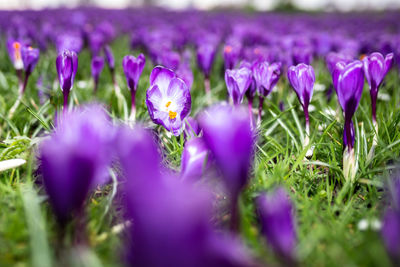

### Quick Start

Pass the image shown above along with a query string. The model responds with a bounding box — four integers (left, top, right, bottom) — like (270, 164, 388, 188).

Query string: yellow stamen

(359, 54, 366, 60)
(169, 110, 177, 120)
(165, 101, 171, 108)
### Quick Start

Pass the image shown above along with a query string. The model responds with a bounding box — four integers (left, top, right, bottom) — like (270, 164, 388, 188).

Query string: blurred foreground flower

(146, 66, 191, 136)
(39, 105, 114, 225)
(287, 63, 315, 155)
(122, 54, 146, 122)
(181, 137, 212, 181)
(332, 60, 364, 183)
(199, 104, 255, 230)
(56, 49, 78, 113)
(256, 188, 297, 263)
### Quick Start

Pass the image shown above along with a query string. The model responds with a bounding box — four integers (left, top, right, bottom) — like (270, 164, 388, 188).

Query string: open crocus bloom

(146, 66, 191, 136)
(7, 39, 24, 70)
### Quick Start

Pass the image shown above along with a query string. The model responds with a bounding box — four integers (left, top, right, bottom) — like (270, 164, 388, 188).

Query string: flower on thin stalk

(199, 104, 255, 230)
(20, 45, 40, 95)
(253, 61, 281, 125)
(332, 60, 364, 183)
(91, 56, 104, 92)
(225, 66, 252, 105)
(362, 52, 394, 127)
(39, 105, 114, 225)
(146, 66, 191, 136)
(56, 49, 78, 113)
(287, 63, 315, 154)
(6, 38, 24, 71)
(256, 188, 297, 262)
(122, 54, 146, 121)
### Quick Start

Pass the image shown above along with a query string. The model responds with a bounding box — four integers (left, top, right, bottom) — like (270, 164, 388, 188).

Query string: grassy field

(0, 36, 399, 267)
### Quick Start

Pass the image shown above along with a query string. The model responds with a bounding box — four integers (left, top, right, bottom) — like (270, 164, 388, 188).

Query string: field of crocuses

(1, 7, 400, 267)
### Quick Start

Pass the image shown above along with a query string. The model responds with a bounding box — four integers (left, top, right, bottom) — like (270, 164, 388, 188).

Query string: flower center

(13, 42, 21, 60)
(165, 101, 171, 108)
(169, 110, 177, 119)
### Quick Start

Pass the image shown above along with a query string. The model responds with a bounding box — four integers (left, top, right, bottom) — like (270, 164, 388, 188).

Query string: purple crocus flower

(223, 42, 241, 70)
(20, 45, 39, 94)
(181, 137, 211, 181)
(256, 188, 297, 261)
(225, 66, 252, 105)
(197, 42, 217, 96)
(287, 63, 315, 150)
(199, 104, 255, 230)
(122, 54, 146, 120)
(91, 56, 105, 92)
(176, 62, 194, 90)
(253, 61, 281, 124)
(362, 52, 394, 124)
(146, 66, 191, 136)
(332, 60, 364, 182)
(39, 105, 114, 224)
(56, 49, 78, 113)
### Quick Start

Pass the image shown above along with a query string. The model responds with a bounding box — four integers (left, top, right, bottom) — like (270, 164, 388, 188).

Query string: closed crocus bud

(332, 60, 364, 183)
(181, 137, 212, 181)
(39, 105, 114, 224)
(256, 188, 297, 262)
(122, 54, 146, 121)
(223, 41, 241, 70)
(199, 104, 255, 230)
(146, 66, 191, 136)
(253, 61, 281, 125)
(91, 56, 104, 92)
(288, 63, 315, 153)
(197, 42, 217, 97)
(56, 49, 78, 112)
(103, 45, 115, 71)
(363, 52, 394, 125)
(19, 45, 40, 95)
(225, 66, 252, 105)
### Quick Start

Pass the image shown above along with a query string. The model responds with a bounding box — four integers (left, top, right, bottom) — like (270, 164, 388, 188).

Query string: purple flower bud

(225, 67, 252, 105)
(332, 60, 364, 150)
(199, 104, 255, 208)
(21, 46, 39, 74)
(181, 137, 212, 181)
(287, 63, 315, 129)
(325, 52, 353, 75)
(122, 54, 146, 92)
(39, 105, 114, 224)
(91, 56, 105, 92)
(256, 188, 297, 260)
(223, 42, 241, 70)
(363, 52, 394, 122)
(146, 66, 192, 136)
(253, 61, 281, 97)
(56, 50, 78, 111)
(196, 43, 217, 78)
(103, 45, 115, 71)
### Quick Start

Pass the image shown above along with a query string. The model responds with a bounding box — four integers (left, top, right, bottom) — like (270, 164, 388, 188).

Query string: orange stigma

(13, 42, 21, 60)
(224, 45, 232, 53)
(359, 54, 366, 60)
(165, 101, 171, 108)
(168, 110, 177, 120)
